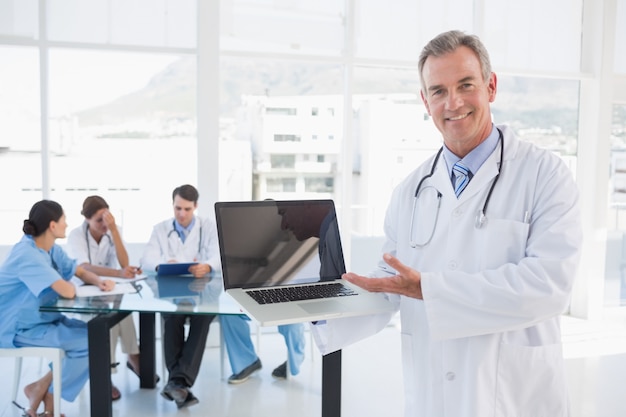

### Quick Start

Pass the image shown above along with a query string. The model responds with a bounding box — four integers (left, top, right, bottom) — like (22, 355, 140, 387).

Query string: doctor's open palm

(343, 253, 423, 299)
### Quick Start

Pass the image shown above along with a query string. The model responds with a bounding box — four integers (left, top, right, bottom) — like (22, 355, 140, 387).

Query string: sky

(1, 45, 179, 116)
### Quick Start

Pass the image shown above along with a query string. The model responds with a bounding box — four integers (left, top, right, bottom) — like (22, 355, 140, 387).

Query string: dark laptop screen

(214, 200, 346, 289)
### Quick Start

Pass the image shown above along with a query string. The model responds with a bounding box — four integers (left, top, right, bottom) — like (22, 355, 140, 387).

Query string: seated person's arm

(50, 278, 76, 299)
(75, 265, 115, 292)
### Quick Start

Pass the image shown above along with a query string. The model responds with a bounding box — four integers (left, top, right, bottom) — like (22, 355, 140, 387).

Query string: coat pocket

(495, 342, 567, 417)
(479, 218, 529, 269)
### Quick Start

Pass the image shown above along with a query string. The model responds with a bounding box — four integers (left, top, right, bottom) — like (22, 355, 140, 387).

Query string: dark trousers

(162, 313, 215, 387)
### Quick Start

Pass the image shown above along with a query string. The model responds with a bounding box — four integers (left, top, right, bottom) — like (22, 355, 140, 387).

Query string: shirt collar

(442, 124, 499, 179)
(174, 217, 196, 235)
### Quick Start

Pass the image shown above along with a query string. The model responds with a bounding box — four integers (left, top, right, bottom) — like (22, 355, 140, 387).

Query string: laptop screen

(215, 200, 346, 290)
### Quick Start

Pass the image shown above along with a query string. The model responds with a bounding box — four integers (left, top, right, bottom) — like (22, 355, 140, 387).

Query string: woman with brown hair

(66, 195, 151, 400)
(0, 200, 115, 417)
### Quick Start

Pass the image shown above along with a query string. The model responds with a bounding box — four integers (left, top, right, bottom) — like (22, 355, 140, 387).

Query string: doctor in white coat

(312, 30, 582, 417)
(66, 195, 145, 401)
(141, 184, 221, 409)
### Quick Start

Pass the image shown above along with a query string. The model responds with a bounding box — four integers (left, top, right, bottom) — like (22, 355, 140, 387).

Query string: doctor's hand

(102, 210, 117, 230)
(98, 279, 116, 292)
(343, 253, 423, 299)
(189, 263, 212, 278)
(119, 265, 141, 278)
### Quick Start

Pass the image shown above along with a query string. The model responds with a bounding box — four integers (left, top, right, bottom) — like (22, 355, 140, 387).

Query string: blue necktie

(453, 161, 471, 197)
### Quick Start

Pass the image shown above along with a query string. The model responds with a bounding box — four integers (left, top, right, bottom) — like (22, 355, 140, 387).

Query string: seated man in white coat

(311, 30, 582, 417)
(140, 184, 220, 409)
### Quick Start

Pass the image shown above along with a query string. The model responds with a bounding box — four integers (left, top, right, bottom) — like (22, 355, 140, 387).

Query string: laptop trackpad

(298, 300, 346, 314)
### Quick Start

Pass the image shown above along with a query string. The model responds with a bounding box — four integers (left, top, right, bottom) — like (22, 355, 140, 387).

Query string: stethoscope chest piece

(475, 210, 487, 229)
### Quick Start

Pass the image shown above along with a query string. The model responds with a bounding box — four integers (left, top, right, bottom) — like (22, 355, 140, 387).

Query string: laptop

(214, 199, 395, 326)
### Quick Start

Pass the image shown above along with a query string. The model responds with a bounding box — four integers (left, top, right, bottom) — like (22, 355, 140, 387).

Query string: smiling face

(420, 45, 497, 158)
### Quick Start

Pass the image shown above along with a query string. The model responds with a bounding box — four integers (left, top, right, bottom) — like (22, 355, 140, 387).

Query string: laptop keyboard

(247, 282, 358, 304)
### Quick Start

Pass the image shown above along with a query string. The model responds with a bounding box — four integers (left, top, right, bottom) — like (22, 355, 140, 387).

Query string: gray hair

(418, 30, 492, 89)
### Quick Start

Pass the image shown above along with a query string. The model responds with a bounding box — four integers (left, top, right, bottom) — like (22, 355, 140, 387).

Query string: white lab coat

(312, 125, 582, 417)
(66, 221, 121, 267)
(140, 216, 222, 273)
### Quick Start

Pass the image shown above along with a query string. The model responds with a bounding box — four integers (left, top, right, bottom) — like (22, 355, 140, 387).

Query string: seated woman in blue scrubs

(0, 200, 115, 417)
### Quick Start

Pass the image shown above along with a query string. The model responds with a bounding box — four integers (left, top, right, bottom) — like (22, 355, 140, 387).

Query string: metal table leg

(138, 312, 156, 388)
(321, 350, 342, 417)
(87, 312, 130, 417)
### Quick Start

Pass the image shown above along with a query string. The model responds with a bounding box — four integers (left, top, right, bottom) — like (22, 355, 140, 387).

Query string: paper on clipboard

(76, 282, 138, 297)
(99, 274, 148, 284)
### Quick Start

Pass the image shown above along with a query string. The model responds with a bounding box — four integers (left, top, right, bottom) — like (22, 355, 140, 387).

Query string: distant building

(237, 94, 342, 201)
(233, 94, 441, 235)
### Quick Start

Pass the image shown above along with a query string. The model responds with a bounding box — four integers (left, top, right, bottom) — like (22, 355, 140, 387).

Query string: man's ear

(488, 72, 497, 103)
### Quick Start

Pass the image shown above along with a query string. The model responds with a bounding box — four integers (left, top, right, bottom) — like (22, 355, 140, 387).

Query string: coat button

(448, 260, 458, 270)
(446, 372, 455, 381)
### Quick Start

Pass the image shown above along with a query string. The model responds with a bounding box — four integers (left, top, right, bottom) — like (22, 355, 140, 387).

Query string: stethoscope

(409, 128, 504, 248)
(85, 224, 112, 264)
(167, 220, 203, 255)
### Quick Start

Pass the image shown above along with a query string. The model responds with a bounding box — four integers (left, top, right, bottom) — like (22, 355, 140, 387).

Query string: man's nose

(445, 91, 463, 111)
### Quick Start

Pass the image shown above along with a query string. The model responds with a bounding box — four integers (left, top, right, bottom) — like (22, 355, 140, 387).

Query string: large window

(0, 45, 41, 244)
(0, 0, 198, 244)
(220, 56, 343, 203)
(0, 0, 622, 320)
(605, 0, 626, 307)
(0, 0, 591, 245)
(615, 0, 626, 73)
(220, 0, 344, 56)
(484, 0, 583, 73)
(46, 49, 195, 241)
(47, 0, 196, 48)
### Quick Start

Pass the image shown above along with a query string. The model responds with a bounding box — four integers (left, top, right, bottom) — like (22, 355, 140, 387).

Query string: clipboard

(156, 262, 198, 276)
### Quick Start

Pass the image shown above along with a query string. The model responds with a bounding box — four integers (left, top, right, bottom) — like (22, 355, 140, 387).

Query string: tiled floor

(2, 313, 626, 417)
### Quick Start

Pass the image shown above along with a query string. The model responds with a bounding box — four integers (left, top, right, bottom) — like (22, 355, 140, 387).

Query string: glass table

(40, 274, 342, 417)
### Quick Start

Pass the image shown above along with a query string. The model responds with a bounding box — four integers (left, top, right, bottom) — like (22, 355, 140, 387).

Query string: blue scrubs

(221, 315, 305, 376)
(0, 235, 90, 401)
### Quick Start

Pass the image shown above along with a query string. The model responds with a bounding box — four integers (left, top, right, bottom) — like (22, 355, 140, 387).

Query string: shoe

(11, 401, 53, 417)
(228, 358, 262, 384)
(176, 390, 199, 409)
(160, 380, 188, 404)
(12, 401, 35, 417)
(111, 383, 122, 401)
(272, 361, 287, 379)
(127, 360, 160, 383)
